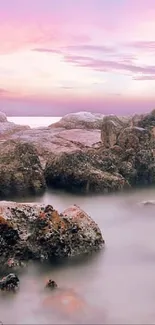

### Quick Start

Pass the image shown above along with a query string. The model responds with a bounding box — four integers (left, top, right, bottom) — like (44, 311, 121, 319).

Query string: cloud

(63, 44, 115, 53)
(124, 41, 155, 51)
(63, 54, 155, 76)
(32, 48, 63, 54)
(32, 44, 115, 57)
(133, 75, 155, 80)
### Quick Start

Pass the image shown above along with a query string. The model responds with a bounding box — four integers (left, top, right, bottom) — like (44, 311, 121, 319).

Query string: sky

(0, 0, 155, 116)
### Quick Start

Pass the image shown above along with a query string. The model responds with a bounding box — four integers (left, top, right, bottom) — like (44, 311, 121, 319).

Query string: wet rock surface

(0, 202, 104, 266)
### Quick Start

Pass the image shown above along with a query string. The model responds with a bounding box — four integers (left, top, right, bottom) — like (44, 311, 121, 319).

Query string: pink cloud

(133, 75, 155, 80)
(124, 41, 155, 51)
(63, 54, 155, 77)
(1, 0, 155, 54)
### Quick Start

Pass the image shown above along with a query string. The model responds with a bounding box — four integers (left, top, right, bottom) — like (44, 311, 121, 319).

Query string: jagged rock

(119, 161, 137, 185)
(101, 115, 130, 148)
(137, 109, 155, 129)
(49, 112, 105, 129)
(0, 140, 46, 197)
(0, 201, 104, 266)
(117, 126, 151, 150)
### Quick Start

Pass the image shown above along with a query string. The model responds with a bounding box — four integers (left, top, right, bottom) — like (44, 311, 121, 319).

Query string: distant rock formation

(0, 112, 30, 138)
(49, 111, 105, 129)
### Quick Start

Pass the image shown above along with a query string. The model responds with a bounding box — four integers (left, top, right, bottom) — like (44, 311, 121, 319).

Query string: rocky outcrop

(0, 202, 104, 267)
(49, 112, 105, 129)
(0, 113, 30, 138)
(0, 141, 46, 197)
(101, 115, 132, 147)
(136, 109, 155, 129)
(117, 126, 151, 150)
(45, 150, 129, 193)
(1, 109, 155, 195)
(0, 111, 7, 122)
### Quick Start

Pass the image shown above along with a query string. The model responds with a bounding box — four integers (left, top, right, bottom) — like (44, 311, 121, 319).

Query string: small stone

(46, 279, 58, 290)
(0, 273, 19, 292)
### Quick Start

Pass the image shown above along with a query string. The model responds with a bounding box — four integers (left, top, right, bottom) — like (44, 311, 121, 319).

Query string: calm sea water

(7, 116, 61, 128)
(0, 117, 155, 324)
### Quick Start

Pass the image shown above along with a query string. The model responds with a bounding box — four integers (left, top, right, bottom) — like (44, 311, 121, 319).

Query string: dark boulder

(0, 141, 46, 197)
(0, 273, 19, 291)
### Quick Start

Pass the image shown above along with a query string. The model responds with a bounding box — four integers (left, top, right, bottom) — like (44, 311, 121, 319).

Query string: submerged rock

(0, 201, 104, 266)
(139, 200, 155, 206)
(0, 273, 19, 291)
(46, 279, 58, 290)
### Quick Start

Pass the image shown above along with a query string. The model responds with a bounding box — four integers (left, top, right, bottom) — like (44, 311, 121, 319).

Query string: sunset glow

(0, 0, 155, 115)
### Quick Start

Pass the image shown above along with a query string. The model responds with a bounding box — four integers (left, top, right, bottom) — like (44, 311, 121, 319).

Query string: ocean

(0, 117, 155, 324)
(7, 116, 61, 128)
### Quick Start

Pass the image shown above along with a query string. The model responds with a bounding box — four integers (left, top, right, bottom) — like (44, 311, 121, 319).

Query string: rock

(117, 126, 151, 150)
(7, 127, 101, 169)
(46, 279, 58, 290)
(101, 115, 131, 148)
(0, 201, 104, 265)
(0, 140, 46, 197)
(137, 109, 155, 129)
(1, 110, 155, 195)
(6, 258, 26, 270)
(140, 200, 155, 205)
(119, 161, 137, 185)
(49, 112, 105, 129)
(0, 111, 7, 123)
(0, 117, 30, 138)
(45, 150, 128, 193)
(0, 273, 19, 291)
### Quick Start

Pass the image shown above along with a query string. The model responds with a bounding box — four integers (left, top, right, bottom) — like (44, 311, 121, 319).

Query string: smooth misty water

(0, 187, 155, 324)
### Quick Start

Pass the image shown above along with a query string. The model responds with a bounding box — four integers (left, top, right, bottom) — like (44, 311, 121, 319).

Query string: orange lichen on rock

(0, 215, 7, 224)
(0, 215, 12, 227)
(39, 211, 46, 219)
(49, 210, 67, 231)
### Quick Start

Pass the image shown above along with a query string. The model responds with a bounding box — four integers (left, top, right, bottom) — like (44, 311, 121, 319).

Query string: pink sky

(0, 0, 155, 116)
